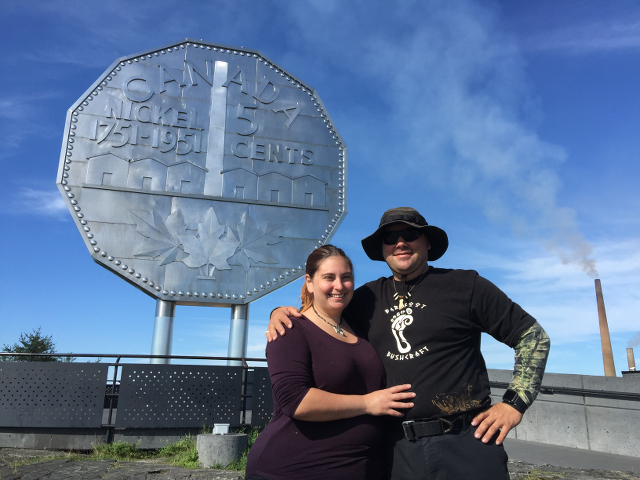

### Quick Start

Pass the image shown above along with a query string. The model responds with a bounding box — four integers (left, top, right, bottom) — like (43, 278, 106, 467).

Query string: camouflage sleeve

(508, 322, 550, 407)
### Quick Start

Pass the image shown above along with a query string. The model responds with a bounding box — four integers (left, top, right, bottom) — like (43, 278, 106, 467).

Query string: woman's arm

(268, 318, 415, 422)
(293, 384, 415, 421)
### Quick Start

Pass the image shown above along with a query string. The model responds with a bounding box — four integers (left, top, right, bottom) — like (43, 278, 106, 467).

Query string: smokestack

(595, 279, 616, 377)
(628, 348, 636, 372)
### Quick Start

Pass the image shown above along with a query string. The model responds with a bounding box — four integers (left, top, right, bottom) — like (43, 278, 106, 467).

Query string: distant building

(86, 154, 207, 195)
(86, 153, 129, 187)
(258, 172, 292, 204)
(85, 153, 324, 207)
(166, 161, 207, 194)
(221, 168, 259, 200)
(127, 157, 167, 191)
(293, 175, 327, 207)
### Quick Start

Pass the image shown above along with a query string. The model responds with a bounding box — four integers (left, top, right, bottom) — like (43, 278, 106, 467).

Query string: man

(268, 207, 550, 480)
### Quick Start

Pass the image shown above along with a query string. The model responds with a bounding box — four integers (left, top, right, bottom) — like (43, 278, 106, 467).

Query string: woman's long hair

(300, 245, 354, 312)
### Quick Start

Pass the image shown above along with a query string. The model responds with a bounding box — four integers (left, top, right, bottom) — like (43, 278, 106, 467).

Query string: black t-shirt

(343, 267, 536, 420)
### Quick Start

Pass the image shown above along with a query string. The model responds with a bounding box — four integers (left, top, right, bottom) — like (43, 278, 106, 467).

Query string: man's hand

(266, 306, 302, 342)
(471, 402, 523, 445)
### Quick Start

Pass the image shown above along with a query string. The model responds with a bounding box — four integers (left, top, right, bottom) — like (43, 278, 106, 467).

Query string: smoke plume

(628, 331, 640, 348)
(288, 0, 599, 276)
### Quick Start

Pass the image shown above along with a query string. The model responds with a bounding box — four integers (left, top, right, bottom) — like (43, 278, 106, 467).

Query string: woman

(245, 245, 415, 480)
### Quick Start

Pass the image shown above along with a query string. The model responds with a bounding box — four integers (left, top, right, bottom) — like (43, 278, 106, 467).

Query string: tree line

(1, 328, 75, 362)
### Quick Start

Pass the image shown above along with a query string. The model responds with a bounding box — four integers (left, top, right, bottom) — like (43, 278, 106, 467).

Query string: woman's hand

(364, 384, 416, 417)
(266, 306, 302, 342)
(293, 384, 416, 421)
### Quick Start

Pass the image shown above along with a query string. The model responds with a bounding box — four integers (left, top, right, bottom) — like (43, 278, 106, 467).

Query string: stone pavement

(1, 446, 639, 479)
(505, 438, 640, 474)
(0, 448, 242, 480)
(508, 461, 640, 480)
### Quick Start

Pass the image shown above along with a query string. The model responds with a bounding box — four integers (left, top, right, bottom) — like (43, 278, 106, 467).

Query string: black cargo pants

(386, 420, 509, 480)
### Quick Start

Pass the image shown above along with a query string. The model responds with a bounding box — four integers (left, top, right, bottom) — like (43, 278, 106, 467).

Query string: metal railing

(4, 353, 638, 439)
(489, 381, 640, 401)
(0, 352, 268, 442)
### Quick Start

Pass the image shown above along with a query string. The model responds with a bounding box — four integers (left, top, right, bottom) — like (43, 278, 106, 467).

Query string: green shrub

(158, 436, 199, 469)
(89, 428, 264, 471)
(91, 441, 154, 461)
(225, 426, 263, 471)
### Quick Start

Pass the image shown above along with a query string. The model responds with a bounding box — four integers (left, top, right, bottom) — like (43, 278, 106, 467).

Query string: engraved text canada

(56, 40, 347, 306)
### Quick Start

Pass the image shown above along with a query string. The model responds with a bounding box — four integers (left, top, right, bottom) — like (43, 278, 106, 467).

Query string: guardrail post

(151, 300, 175, 364)
(106, 356, 121, 443)
(227, 305, 249, 367)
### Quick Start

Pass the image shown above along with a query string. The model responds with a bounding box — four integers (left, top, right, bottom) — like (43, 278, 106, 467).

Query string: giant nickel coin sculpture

(56, 40, 347, 307)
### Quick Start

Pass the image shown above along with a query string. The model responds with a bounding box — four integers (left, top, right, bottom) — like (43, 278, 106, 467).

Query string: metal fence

(0, 353, 272, 443)
(3, 355, 640, 454)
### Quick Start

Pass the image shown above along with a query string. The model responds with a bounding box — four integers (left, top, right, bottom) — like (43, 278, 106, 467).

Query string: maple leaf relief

(130, 209, 189, 265)
(178, 207, 240, 276)
(229, 211, 288, 271)
(130, 207, 287, 276)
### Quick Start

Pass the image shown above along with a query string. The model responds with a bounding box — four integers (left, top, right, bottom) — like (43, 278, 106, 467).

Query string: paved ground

(0, 448, 242, 480)
(1, 443, 639, 479)
(508, 461, 640, 480)
(505, 438, 640, 474)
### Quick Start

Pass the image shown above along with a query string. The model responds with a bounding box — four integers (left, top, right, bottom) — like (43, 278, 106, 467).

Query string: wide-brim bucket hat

(361, 207, 448, 261)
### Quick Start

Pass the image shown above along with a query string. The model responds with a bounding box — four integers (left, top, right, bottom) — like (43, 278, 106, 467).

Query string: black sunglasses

(382, 228, 423, 245)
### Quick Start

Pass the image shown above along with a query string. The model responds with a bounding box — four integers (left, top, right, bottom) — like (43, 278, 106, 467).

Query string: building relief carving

(56, 40, 346, 305)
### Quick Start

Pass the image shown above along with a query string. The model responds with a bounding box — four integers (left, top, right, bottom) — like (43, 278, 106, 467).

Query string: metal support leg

(228, 304, 250, 366)
(151, 299, 175, 364)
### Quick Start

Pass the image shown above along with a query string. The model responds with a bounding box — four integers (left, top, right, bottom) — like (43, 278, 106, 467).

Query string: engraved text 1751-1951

(56, 40, 347, 306)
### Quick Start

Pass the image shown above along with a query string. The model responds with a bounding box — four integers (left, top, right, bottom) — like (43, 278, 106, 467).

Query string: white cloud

(16, 188, 68, 218)
(470, 236, 640, 373)
(277, 0, 640, 374)
(282, 0, 598, 278)
(524, 21, 640, 54)
(460, 237, 640, 343)
(4, 0, 634, 376)
(0, 93, 61, 154)
(628, 332, 640, 348)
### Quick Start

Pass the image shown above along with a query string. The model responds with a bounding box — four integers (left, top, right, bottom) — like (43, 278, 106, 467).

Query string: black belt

(402, 412, 474, 441)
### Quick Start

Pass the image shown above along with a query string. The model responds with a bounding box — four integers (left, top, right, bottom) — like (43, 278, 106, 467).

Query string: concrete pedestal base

(197, 433, 247, 468)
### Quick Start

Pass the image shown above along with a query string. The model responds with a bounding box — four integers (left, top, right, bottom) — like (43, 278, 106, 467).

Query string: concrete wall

(0, 428, 108, 450)
(0, 427, 204, 450)
(489, 369, 640, 457)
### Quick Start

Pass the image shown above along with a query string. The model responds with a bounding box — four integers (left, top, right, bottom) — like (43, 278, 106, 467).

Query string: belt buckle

(402, 420, 416, 441)
(438, 417, 453, 434)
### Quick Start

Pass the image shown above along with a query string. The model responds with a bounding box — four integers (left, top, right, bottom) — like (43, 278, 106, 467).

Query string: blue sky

(1, 0, 639, 377)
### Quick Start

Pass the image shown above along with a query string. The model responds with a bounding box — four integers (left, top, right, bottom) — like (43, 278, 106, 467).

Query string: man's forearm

(508, 322, 550, 407)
